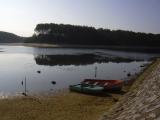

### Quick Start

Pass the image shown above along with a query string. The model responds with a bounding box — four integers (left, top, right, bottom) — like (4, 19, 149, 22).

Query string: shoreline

(0, 60, 155, 120)
(0, 90, 122, 120)
(0, 43, 160, 53)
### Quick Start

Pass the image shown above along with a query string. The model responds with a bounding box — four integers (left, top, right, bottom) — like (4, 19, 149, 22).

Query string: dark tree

(25, 23, 160, 47)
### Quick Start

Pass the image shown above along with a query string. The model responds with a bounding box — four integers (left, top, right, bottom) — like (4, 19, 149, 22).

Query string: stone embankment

(102, 59, 160, 120)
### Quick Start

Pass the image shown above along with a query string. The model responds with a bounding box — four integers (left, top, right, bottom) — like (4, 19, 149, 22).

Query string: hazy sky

(0, 0, 160, 36)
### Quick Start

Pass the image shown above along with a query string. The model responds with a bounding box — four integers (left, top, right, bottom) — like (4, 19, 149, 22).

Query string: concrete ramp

(102, 59, 160, 120)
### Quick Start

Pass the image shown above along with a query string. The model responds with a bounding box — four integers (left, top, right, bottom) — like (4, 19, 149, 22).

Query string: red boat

(82, 79, 124, 91)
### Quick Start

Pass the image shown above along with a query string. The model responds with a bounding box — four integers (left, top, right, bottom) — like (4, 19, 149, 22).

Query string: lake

(0, 45, 159, 98)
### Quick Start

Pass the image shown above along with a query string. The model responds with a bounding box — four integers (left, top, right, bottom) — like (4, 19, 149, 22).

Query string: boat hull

(69, 84, 104, 94)
(82, 79, 124, 91)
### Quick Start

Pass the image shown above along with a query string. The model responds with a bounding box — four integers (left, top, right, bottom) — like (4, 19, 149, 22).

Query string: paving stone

(102, 61, 160, 120)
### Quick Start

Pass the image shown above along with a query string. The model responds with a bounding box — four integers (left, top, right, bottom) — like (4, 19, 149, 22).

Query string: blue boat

(69, 84, 104, 94)
(70, 79, 124, 94)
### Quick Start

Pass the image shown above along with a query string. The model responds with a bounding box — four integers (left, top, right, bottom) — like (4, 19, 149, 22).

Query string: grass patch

(0, 92, 120, 120)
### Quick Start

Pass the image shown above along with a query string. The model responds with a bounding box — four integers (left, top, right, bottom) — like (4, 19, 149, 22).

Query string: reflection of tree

(34, 54, 134, 66)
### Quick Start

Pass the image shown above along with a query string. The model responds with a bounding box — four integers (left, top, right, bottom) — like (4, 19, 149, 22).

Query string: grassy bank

(0, 91, 123, 120)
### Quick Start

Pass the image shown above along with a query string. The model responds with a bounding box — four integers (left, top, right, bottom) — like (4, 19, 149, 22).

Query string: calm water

(0, 45, 159, 98)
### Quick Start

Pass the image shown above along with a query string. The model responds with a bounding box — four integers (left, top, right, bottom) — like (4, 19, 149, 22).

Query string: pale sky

(0, 0, 160, 37)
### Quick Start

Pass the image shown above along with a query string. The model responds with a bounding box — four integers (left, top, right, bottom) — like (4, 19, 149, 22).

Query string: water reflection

(0, 45, 159, 97)
(34, 54, 135, 66)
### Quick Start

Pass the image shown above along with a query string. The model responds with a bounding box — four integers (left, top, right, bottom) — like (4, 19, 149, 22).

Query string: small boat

(69, 84, 104, 94)
(82, 79, 124, 91)
(69, 79, 124, 94)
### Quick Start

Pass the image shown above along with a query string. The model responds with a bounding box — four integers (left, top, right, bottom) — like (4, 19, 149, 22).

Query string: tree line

(26, 23, 160, 47)
(0, 31, 24, 43)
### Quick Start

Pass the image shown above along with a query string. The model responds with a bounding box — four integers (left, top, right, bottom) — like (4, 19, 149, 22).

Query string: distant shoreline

(0, 43, 160, 53)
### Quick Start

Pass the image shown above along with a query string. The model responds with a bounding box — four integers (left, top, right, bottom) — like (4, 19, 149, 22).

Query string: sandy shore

(0, 91, 124, 120)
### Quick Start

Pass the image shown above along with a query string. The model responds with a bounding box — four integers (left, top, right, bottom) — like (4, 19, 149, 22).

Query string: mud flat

(101, 58, 160, 120)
